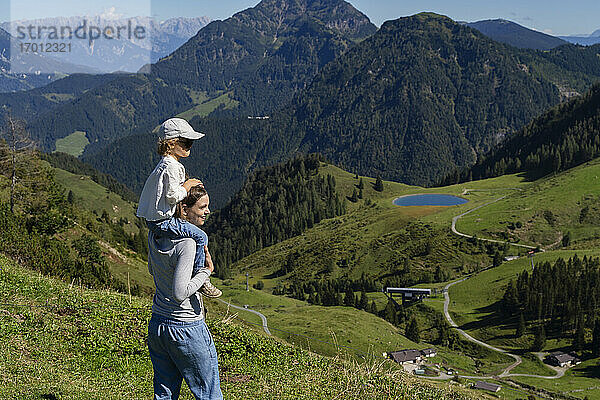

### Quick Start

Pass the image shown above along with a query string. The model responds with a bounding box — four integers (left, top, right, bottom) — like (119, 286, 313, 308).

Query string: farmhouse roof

(550, 352, 576, 363)
(421, 348, 436, 356)
(390, 349, 422, 363)
(473, 381, 501, 392)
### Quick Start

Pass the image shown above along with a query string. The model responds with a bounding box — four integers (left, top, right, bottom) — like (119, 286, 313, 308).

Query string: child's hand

(204, 245, 214, 273)
(183, 178, 204, 192)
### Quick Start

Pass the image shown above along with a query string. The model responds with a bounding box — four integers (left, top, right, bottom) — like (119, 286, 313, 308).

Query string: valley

(1, 0, 600, 398)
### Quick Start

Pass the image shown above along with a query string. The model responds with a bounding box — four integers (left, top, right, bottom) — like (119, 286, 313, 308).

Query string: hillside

(254, 12, 598, 186)
(223, 162, 526, 296)
(446, 82, 600, 185)
(0, 255, 487, 399)
(204, 154, 346, 277)
(466, 19, 568, 50)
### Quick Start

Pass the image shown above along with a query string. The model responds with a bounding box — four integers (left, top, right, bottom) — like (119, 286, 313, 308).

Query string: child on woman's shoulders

(137, 117, 221, 298)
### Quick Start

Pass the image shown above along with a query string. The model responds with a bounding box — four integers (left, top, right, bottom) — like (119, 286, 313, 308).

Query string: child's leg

(158, 218, 207, 276)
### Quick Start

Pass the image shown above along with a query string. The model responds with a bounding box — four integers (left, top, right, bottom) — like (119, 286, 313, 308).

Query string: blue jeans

(147, 218, 208, 276)
(148, 315, 223, 400)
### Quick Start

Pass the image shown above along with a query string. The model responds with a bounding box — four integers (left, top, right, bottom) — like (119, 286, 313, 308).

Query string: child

(137, 117, 222, 298)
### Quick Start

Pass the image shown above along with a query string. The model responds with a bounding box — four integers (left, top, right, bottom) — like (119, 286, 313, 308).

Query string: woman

(147, 185, 223, 400)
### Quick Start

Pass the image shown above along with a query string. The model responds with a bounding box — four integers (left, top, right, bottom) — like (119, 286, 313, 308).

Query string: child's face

(172, 138, 193, 159)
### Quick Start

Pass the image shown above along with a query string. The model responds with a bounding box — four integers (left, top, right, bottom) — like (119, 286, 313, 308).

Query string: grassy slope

(54, 131, 90, 157)
(176, 90, 239, 121)
(232, 163, 528, 288)
(53, 168, 140, 236)
(217, 279, 421, 358)
(443, 252, 600, 399)
(51, 167, 154, 294)
(425, 162, 600, 399)
(455, 158, 600, 248)
(0, 255, 486, 400)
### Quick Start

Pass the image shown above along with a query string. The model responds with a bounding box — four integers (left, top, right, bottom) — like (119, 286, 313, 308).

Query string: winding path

(451, 189, 536, 250)
(218, 299, 271, 336)
(442, 278, 565, 379)
(436, 188, 566, 380)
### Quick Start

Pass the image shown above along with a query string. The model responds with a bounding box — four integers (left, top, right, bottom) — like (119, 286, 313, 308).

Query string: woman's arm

(172, 239, 210, 302)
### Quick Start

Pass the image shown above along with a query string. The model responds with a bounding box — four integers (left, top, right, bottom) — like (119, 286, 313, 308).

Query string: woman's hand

(204, 245, 214, 273)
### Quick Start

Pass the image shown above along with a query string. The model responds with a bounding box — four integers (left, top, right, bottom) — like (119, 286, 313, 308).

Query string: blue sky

(1, 0, 598, 36)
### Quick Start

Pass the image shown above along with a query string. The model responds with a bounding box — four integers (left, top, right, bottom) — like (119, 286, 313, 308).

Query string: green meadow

(176, 90, 240, 121)
(54, 131, 89, 157)
(455, 158, 600, 248)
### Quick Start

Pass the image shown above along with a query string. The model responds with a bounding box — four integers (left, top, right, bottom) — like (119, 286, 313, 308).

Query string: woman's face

(183, 195, 210, 226)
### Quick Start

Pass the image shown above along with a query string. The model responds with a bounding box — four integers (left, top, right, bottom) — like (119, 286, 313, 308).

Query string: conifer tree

(493, 251, 503, 268)
(502, 279, 519, 316)
(358, 178, 364, 189)
(335, 292, 343, 306)
(350, 188, 358, 202)
(532, 325, 546, 351)
(562, 231, 571, 247)
(592, 319, 600, 357)
(344, 287, 356, 307)
(383, 299, 398, 325)
(358, 290, 368, 310)
(368, 300, 377, 315)
(516, 313, 526, 338)
(406, 316, 421, 343)
(574, 316, 586, 352)
(374, 175, 384, 192)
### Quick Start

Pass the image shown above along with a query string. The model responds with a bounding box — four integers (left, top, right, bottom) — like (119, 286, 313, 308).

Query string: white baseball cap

(158, 118, 205, 140)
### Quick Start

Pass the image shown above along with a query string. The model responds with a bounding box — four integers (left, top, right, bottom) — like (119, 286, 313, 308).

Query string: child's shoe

(199, 280, 222, 298)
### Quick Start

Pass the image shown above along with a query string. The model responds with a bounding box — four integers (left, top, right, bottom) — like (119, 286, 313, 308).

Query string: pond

(393, 194, 469, 207)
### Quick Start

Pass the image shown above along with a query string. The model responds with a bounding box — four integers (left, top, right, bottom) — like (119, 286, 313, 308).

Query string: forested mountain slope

(443, 82, 600, 184)
(84, 13, 600, 208)
(466, 19, 568, 50)
(1, 0, 375, 156)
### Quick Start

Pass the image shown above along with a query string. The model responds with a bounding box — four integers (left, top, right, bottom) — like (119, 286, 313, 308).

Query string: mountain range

(0, 16, 210, 92)
(560, 28, 600, 46)
(465, 19, 568, 50)
(1, 16, 211, 74)
(84, 11, 600, 206)
(3, 0, 600, 208)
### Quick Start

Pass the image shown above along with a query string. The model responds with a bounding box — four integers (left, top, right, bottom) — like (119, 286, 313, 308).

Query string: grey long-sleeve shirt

(148, 232, 211, 321)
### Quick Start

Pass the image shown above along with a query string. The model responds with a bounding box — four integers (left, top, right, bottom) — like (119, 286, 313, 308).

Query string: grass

(231, 163, 496, 292)
(54, 131, 90, 157)
(510, 357, 600, 399)
(216, 279, 422, 359)
(53, 167, 140, 236)
(0, 255, 488, 400)
(447, 249, 600, 352)
(42, 92, 76, 103)
(215, 271, 518, 377)
(51, 166, 155, 294)
(509, 352, 555, 376)
(176, 91, 239, 121)
(455, 158, 600, 248)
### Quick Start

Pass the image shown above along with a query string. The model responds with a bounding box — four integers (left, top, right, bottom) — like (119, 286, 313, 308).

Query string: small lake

(393, 194, 469, 207)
